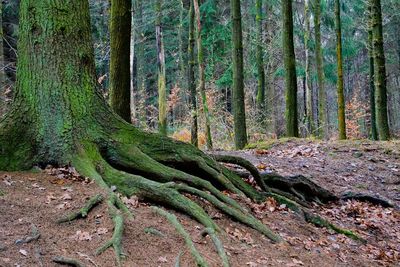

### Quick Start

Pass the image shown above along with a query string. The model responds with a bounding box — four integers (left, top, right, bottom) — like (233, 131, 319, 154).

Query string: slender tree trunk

(371, 0, 390, 140)
(282, 0, 299, 137)
(178, 0, 186, 90)
(304, 0, 314, 135)
(130, 4, 137, 124)
(109, 0, 132, 122)
(368, 5, 378, 140)
(188, 1, 198, 147)
(314, 0, 326, 138)
(231, 0, 248, 149)
(193, 0, 213, 150)
(155, 0, 167, 135)
(135, 0, 146, 127)
(335, 0, 346, 140)
(255, 0, 266, 119)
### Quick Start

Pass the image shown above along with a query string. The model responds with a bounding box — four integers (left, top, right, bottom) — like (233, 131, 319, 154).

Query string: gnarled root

(152, 206, 209, 267)
(57, 194, 104, 223)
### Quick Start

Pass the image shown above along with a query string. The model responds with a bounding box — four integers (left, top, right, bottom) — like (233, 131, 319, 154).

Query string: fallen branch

(15, 225, 40, 244)
(53, 256, 86, 267)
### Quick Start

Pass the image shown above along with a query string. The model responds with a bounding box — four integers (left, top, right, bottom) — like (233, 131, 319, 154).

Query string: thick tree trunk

(155, 0, 167, 135)
(304, 0, 314, 135)
(314, 0, 326, 138)
(231, 0, 248, 149)
(370, 0, 390, 140)
(368, 5, 378, 140)
(193, 0, 213, 150)
(109, 0, 132, 122)
(255, 0, 266, 119)
(282, 0, 299, 137)
(335, 0, 346, 140)
(188, 1, 198, 147)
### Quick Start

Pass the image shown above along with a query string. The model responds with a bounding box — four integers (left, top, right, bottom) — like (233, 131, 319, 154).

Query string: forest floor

(0, 139, 399, 267)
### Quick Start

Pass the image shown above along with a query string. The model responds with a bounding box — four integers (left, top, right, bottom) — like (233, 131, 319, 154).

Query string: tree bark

(282, 0, 299, 137)
(370, 0, 390, 140)
(109, 0, 132, 122)
(188, 0, 198, 147)
(335, 0, 346, 140)
(155, 0, 167, 135)
(193, 0, 213, 150)
(314, 0, 326, 138)
(304, 0, 314, 135)
(255, 0, 266, 119)
(368, 5, 378, 140)
(231, 0, 248, 149)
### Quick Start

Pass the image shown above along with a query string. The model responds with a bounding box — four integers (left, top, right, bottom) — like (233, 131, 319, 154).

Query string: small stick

(53, 256, 86, 267)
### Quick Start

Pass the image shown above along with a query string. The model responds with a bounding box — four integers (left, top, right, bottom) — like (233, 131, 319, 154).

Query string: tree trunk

(231, 0, 248, 149)
(314, 0, 326, 138)
(370, 0, 390, 140)
(335, 0, 346, 140)
(193, 0, 213, 150)
(0, 0, 6, 116)
(188, 0, 198, 147)
(255, 0, 266, 119)
(155, 0, 167, 135)
(282, 0, 299, 137)
(368, 5, 378, 140)
(109, 0, 132, 122)
(304, 0, 314, 135)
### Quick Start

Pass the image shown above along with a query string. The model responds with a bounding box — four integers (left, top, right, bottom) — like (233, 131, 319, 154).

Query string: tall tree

(282, 0, 299, 137)
(188, 0, 198, 147)
(231, 0, 248, 149)
(370, 0, 390, 140)
(368, 5, 378, 140)
(255, 0, 266, 117)
(193, 0, 213, 149)
(335, 0, 346, 140)
(314, 0, 326, 138)
(109, 0, 132, 122)
(155, 0, 167, 135)
(0, 4, 282, 266)
(304, 0, 314, 134)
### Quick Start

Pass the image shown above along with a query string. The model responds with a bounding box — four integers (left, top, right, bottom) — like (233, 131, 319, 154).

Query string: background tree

(371, 0, 390, 140)
(231, 0, 248, 149)
(255, 0, 266, 119)
(156, 0, 167, 135)
(304, 0, 314, 134)
(368, 4, 378, 140)
(335, 0, 346, 140)
(193, 0, 213, 150)
(188, 0, 198, 147)
(282, 0, 298, 137)
(109, 0, 132, 122)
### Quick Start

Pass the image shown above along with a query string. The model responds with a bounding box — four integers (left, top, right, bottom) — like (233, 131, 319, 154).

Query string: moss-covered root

(304, 212, 366, 243)
(53, 256, 86, 267)
(96, 194, 125, 267)
(152, 206, 209, 267)
(171, 183, 281, 243)
(209, 153, 267, 191)
(57, 194, 104, 223)
(201, 228, 230, 267)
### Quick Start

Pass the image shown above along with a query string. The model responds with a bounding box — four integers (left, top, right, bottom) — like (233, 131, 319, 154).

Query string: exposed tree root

(201, 228, 230, 267)
(96, 194, 125, 267)
(57, 194, 104, 223)
(53, 256, 86, 267)
(15, 225, 40, 244)
(341, 192, 396, 209)
(152, 206, 209, 267)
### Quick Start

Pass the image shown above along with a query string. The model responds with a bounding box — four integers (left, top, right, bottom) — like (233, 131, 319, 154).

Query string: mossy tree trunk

(255, 0, 266, 119)
(188, 0, 198, 147)
(109, 0, 132, 123)
(370, 0, 390, 140)
(304, 0, 314, 135)
(335, 0, 346, 140)
(368, 5, 378, 140)
(155, 0, 167, 135)
(314, 0, 326, 138)
(193, 0, 213, 150)
(282, 0, 299, 137)
(231, 0, 248, 149)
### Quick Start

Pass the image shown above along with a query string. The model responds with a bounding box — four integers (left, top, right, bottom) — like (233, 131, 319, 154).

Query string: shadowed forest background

(1, 0, 399, 147)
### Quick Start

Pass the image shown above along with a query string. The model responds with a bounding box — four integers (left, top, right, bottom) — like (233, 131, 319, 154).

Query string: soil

(0, 139, 399, 267)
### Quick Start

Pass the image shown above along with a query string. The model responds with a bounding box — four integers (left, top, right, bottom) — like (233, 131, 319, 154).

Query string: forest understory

(0, 139, 398, 267)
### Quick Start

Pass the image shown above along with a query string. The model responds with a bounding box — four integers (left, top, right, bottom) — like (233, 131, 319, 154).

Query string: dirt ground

(0, 139, 399, 267)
